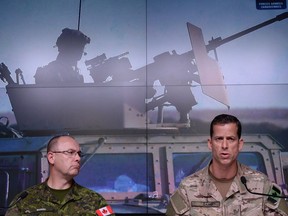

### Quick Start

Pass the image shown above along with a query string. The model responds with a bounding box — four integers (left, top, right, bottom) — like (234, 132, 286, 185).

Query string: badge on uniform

(267, 183, 281, 205)
(191, 201, 220, 207)
(95, 205, 114, 216)
(263, 183, 283, 210)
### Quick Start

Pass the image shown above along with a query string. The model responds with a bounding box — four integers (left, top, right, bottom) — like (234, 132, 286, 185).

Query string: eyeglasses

(51, 150, 84, 158)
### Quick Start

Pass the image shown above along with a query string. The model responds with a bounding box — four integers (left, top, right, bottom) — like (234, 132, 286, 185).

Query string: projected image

(75, 153, 155, 193)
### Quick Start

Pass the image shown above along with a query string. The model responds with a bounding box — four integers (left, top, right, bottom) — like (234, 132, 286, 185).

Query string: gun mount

(85, 52, 137, 84)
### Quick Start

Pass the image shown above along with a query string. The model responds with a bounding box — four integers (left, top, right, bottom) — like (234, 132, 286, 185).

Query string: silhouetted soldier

(34, 28, 90, 84)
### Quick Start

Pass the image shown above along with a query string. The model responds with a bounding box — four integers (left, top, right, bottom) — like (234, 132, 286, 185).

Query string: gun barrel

(114, 51, 129, 59)
(207, 12, 288, 51)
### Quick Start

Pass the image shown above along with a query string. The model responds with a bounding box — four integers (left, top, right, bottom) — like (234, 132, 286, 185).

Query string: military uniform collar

(42, 179, 82, 203)
(197, 163, 222, 200)
(199, 160, 247, 199)
(67, 181, 83, 201)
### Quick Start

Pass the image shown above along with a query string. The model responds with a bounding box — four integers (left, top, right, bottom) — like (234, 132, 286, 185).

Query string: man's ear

(47, 152, 55, 165)
(238, 138, 244, 151)
(207, 138, 212, 150)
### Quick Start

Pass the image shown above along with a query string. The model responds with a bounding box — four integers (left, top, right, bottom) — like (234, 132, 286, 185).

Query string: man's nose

(75, 153, 81, 161)
(221, 139, 228, 149)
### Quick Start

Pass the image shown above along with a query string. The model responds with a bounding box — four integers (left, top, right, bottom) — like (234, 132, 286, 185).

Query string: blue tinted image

(76, 153, 155, 193)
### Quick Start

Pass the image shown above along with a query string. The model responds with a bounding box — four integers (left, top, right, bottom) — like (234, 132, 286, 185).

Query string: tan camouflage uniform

(166, 162, 288, 216)
(5, 180, 115, 216)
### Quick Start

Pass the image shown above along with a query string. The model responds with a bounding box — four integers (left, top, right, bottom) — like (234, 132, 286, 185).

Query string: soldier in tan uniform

(166, 114, 288, 216)
(5, 135, 114, 216)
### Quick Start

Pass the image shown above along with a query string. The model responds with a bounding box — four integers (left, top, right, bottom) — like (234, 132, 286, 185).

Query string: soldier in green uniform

(5, 135, 114, 216)
(166, 114, 288, 216)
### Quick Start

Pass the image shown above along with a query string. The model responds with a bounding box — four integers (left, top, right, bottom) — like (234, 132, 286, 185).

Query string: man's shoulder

(9, 182, 47, 209)
(72, 183, 109, 208)
(239, 163, 273, 195)
(180, 166, 208, 186)
(24, 182, 46, 194)
(239, 163, 269, 180)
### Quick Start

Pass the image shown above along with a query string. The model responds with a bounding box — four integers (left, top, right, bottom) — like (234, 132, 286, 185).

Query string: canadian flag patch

(95, 205, 114, 216)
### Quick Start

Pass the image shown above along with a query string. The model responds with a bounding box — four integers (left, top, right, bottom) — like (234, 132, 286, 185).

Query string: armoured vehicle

(1, 13, 288, 215)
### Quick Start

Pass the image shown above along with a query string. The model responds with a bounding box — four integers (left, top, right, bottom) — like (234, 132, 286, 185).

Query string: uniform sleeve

(4, 198, 21, 216)
(264, 199, 288, 216)
(166, 187, 190, 216)
(93, 193, 116, 216)
(263, 181, 288, 216)
(276, 198, 288, 215)
(166, 201, 178, 216)
(5, 207, 20, 216)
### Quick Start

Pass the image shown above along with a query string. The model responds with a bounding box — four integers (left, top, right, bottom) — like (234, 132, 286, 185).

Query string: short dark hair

(46, 134, 72, 152)
(210, 114, 242, 138)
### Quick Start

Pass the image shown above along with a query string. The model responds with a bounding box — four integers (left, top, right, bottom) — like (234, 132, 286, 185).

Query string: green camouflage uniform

(5, 180, 115, 216)
(166, 162, 288, 216)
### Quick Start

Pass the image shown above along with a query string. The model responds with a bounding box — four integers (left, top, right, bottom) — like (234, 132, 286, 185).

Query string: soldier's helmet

(56, 28, 90, 53)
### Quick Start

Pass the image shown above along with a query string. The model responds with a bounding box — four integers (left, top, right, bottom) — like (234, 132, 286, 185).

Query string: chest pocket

(224, 194, 264, 216)
(241, 196, 264, 215)
(189, 196, 264, 216)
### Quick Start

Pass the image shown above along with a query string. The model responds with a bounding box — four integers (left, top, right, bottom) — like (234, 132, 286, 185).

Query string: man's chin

(220, 159, 237, 167)
(70, 169, 80, 176)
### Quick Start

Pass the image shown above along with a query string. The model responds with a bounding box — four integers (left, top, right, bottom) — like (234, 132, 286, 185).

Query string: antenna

(77, 0, 82, 30)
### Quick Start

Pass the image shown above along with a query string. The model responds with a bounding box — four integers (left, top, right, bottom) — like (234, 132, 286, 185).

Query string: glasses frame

(51, 150, 84, 158)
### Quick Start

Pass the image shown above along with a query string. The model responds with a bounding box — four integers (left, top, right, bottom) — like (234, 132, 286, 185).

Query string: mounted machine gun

(86, 12, 288, 125)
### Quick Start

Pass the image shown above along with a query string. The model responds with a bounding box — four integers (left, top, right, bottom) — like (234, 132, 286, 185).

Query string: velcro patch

(191, 201, 220, 207)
